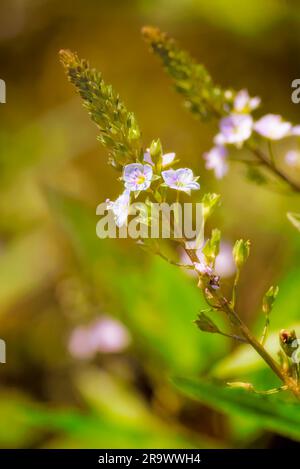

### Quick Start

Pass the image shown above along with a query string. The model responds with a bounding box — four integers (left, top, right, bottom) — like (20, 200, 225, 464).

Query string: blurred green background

(1, 0, 300, 449)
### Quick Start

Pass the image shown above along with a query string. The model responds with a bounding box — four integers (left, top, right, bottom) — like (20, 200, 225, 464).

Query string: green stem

(184, 247, 300, 400)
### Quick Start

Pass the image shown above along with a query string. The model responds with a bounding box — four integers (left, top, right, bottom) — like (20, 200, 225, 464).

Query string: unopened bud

(201, 193, 221, 221)
(202, 229, 221, 265)
(279, 329, 298, 357)
(262, 285, 279, 315)
(233, 239, 250, 268)
(149, 138, 163, 163)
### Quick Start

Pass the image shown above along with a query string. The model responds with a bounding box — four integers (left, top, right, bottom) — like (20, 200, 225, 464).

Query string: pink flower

(162, 168, 200, 194)
(106, 190, 131, 227)
(254, 114, 292, 140)
(143, 150, 176, 167)
(204, 146, 228, 179)
(180, 241, 236, 279)
(68, 316, 131, 359)
(285, 150, 300, 167)
(214, 242, 236, 278)
(215, 114, 253, 146)
(194, 262, 213, 276)
(234, 89, 260, 113)
(123, 163, 153, 191)
(292, 125, 300, 136)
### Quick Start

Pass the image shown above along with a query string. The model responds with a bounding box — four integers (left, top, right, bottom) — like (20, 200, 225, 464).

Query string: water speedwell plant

(59, 48, 300, 400)
(142, 27, 300, 196)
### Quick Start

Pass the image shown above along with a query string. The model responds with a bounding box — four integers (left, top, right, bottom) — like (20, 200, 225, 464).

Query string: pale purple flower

(106, 190, 130, 227)
(285, 150, 300, 167)
(194, 263, 220, 289)
(68, 316, 131, 359)
(204, 146, 228, 179)
(143, 150, 176, 167)
(161, 168, 200, 194)
(234, 89, 261, 113)
(214, 114, 253, 146)
(180, 241, 235, 279)
(253, 114, 292, 140)
(68, 326, 94, 359)
(194, 262, 213, 276)
(123, 163, 153, 191)
(292, 125, 300, 136)
(214, 242, 236, 278)
(88, 317, 131, 353)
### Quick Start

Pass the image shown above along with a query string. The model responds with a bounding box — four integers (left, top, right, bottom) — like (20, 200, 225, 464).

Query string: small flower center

(136, 174, 146, 184)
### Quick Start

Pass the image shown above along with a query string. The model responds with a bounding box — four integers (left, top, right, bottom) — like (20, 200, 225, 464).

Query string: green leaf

(173, 377, 300, 441)
(194, 311, 221, 334)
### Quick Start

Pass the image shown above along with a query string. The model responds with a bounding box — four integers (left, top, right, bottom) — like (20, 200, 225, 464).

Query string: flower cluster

(61, 45, 300, 400)
(106, 147, 200, 227)
(204, 89, 300, 179)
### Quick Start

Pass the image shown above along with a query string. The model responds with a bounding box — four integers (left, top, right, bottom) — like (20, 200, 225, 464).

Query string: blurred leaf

(116, 256, 229, 374)
(23, 404, 198, 449)
(0, 230, 61, 314)
(0, 392, 38, 448)
(173, 377, 300, 441)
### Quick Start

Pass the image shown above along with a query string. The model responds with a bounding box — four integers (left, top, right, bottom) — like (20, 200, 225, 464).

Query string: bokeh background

(1, 0, 300, 448)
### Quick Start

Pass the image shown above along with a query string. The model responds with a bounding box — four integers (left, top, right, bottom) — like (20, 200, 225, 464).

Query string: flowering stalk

(142, 26, 300, 193)
(60, 49, 300, 400)
(59, 49, 142, 169)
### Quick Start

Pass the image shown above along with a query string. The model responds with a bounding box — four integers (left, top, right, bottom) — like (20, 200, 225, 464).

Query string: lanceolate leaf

(173, 377, 300, 441)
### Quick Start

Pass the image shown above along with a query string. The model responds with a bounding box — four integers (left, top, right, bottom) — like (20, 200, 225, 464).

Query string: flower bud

(149, 138, 163, 164)
(202, 229, 221, 265)
(201, 193, 221, 221)
(194, 312, 220, 334)
(227, 381, 254, 392)
(233, 239, 250, 268)
(279, 329, 298, 357)
(262, 285, 279, 315)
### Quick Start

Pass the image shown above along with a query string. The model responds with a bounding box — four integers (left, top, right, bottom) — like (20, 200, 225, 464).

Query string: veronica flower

(285, 150, 300, 167)
(214, 114, 253, 146)
(162, 168, 200, 194)
(143, 150, 176, 167)
(106, 190, 130, 227)
(194, 262, 220, 289)
(68, 316, 131, 359)
(123, 163, 153, 191)
(253, 114, 292, 140)
(234, 89, 261, 113)
(204, 146, 228, 179)
(181, 241, 235, 279)
(194, 262, 213, 276)
(292, 125, 300, 136)
(214, 241, 236, 278)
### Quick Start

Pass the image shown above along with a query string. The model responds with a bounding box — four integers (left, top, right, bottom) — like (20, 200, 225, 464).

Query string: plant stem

(184, 247, 300, 400)
(247, 144, 300, 193)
